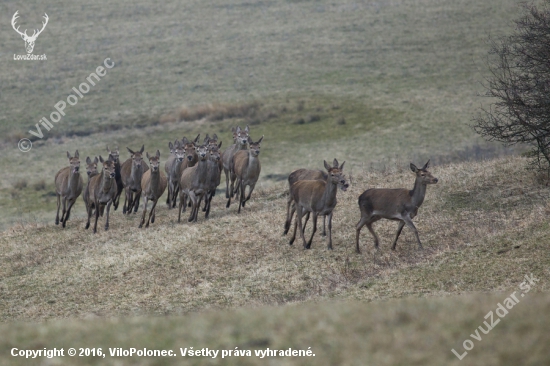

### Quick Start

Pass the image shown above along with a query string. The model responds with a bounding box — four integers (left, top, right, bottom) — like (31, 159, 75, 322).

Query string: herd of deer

(54, 125, 438, 252)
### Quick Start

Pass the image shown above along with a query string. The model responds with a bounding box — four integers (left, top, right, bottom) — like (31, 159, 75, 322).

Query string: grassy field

(1, 0, 549, 364)
(1, 157, 549, 364)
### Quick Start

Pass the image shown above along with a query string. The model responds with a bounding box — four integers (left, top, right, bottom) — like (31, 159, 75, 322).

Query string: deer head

(12, 11, 49, 54)
(66, 150, 80, 174)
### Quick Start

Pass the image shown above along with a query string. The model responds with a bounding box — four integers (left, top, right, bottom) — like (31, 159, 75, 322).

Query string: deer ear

(236, 126, 241, 133)
(99, 155, 105, 163)
(194, 133, 201, 143)
(127, 147, 134, 155)
(75, 150, 79, 158)
(106, 145, 110, 152)
(422, 160, 430, 170)
(156, 150, 160, 158)
(257, 135, 264, 144)
(115, 146, 119, 151)
(218, 141, 222, 148)
(339, 161, 345, 170)
(324, 160, 331, 171)
(213, 133, 218, 139)
(86, 156, 92, 164)
(169, 142, 173, 149)
(410, 163, 418, 172)
(146, 152, 150, 159)
(140, 145, 145, 153)
(94, 156, 99, 164)
(333, 158, 339, 167)
(66, 151, 71, 159)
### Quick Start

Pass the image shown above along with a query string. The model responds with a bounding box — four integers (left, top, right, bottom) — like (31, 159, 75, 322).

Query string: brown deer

(55, 150, 83, 228)
(165, 140, 186, 209)
(170, 134, 201, 206)
(139, 150, 168, 228)
(203, 141, 223, 218)
(106, 146, 123, 211)
(228, 136, 263, 213)
(85, 155, 118, 233)
(120, 145, 149, 214)
(221, 125, 249, 198)
(178, 145, 210, 223)
(289, 160, 348, 250)
(284, 159, 349, 236)
(164, 139, 178, 207)
(82, 156, 99, 212)
(355, 160, 438, 253)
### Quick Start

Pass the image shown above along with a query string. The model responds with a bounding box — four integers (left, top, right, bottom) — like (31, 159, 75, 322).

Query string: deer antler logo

(11, 11, 49, 54)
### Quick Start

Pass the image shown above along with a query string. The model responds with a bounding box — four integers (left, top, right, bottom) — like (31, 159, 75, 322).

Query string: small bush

(33, 180, 46, 191)
(336, 117, 346, 125)
(13, 179, 28, 190)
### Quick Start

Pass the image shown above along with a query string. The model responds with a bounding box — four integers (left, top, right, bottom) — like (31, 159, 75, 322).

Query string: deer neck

(101, 170, 114, 193)
(69, 170, 81, 192)
(320, 178, 338, 210)
(150, 169, 161, 195)
(193, 158, 209, 185)
(410, 177, 427, 208)
(131, 162, 142, 185)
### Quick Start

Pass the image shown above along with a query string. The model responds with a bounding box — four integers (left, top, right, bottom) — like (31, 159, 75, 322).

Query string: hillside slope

(1, 156, 548, 323)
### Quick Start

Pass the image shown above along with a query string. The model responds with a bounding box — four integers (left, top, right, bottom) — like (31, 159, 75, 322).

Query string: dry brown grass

(1, 156, 548, 323)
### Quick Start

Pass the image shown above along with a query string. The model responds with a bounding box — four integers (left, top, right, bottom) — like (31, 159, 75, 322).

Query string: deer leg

(139, 196, 148, 228)
(226, 187, 232, 208)
(172, 185, 179, 209)
(243, 182, 255, 207)
(188, 192, 197, 222)
(296, 207, 309, 249)
(289, 207, 299, 245)
(355, 216, 369, 254)
(284, 196, 294, 235)
(326, 212, 333, 250)
(366, 222, 380, 249)
(122, 188, 128, 214)
(133, 191, 141, 213)
(403, 217, 423, 250)
(306, 213, 318, 249)
(63, 198, 75, 228)
(93, 203, 101, 234)
(55, 194, 61, 225)
(224, 167, 230, 198)
(147, 199, 157, 228)
(166, 181, 172, 207)
(85, 203, 93, 230)
(391, 221, 406, 250)
(178, 192, 184, 223)
(321, 215, 327, 237)
(60, 197, 68, 225)
(104, 201, 113, 231)
(238, 181, 245, 214)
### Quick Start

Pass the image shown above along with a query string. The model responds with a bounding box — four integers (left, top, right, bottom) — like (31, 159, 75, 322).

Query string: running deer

(221, 125, 249, 198)
(284, 159, 349, 236)
(106, 146, 123, 211)
(120, 145, 149, 214)
(164, 139, 179, 207)
(178, 145, 210, 222)
(203, 141, 223, 218)
(169, 134, 201, 206)
(55, 150, 83, 228)
(82, 156, 99, 212)
(227, 136, 263, 213)
(85, 155, 118, 233)
(139, 150, 168, 228)
(165, 140, 186, 209)
(355, 160, 438, 253)
(289, 160, 348, 250)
